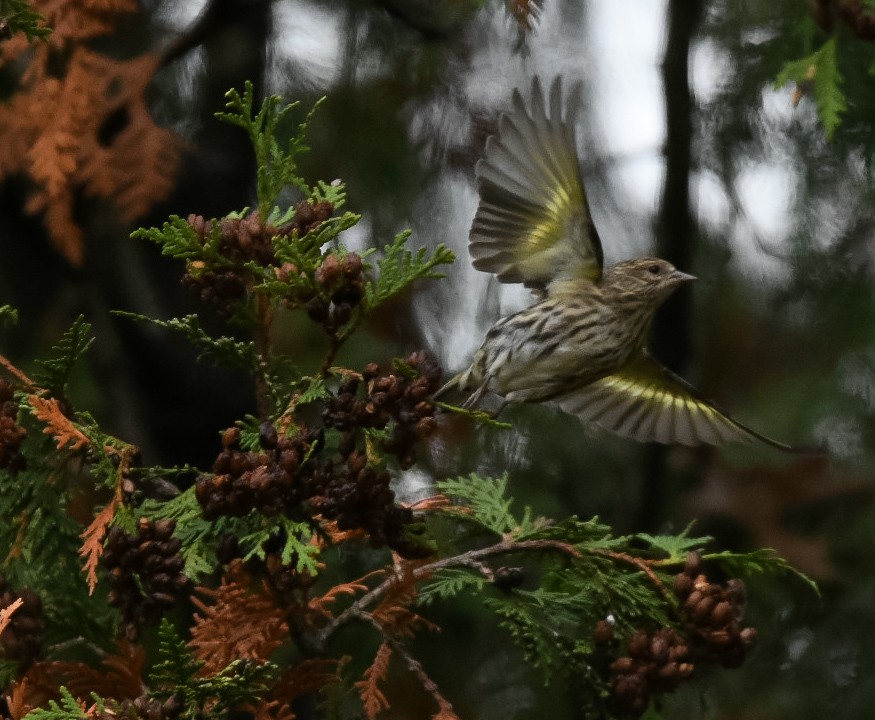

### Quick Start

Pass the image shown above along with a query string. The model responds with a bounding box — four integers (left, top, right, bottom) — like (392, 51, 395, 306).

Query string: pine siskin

(441, 77, 789, 448)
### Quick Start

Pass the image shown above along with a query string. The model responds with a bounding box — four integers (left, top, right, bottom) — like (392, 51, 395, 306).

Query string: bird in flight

(440, 76, 790, 449)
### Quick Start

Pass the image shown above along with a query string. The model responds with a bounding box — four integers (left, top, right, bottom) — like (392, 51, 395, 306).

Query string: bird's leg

(461, 379, 491, 409)
(462, 381, 510, 419)
(490, 397, 508, 417)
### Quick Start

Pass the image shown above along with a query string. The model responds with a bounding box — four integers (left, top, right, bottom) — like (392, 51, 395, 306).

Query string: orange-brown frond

(405, 494, 452, 512)
(249, 699, 296, 720)
(0, 21, 181, 266)
(273, 659, 344, 708)
(0, 598, 23, 637)
(189, 580, 289, 674)
(355, 642, 392, 720)
(307, 569, 385, 622)
(318, 517, 370, 546)
(61, 642, 146, 700)
(79, 486, 123, 594)
(370, 557, 437, 637)
(7, 646, 145, 717)
(27, 395, 89, 452)
(432, 706, 462, 720)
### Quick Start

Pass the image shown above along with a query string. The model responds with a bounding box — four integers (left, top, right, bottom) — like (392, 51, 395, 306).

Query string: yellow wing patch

(469, 77, 603, 290)
(557, 354, 792, 449)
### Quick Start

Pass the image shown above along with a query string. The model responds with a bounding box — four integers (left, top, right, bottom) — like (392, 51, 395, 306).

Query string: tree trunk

(639, 0, 702, 530)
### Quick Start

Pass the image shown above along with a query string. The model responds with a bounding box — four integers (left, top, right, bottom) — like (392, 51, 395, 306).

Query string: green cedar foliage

(421, 475, 816, 690)
(769, 8, 875, 140)
(0, 304, 18, 326)
(0, 405, 117, 654)
(32, 315, 94, 398)
(22, 687, 99, 720)
(0, 0, 51, 41)
(138, 488, 222, 582)
(149, 620, 278, 720)
(364, 230, 455, 310)
(777, 35, 847, 140)
(131, 88, 453, 382)
(111, 313, 262, 371)
(215, 81, 321, 220)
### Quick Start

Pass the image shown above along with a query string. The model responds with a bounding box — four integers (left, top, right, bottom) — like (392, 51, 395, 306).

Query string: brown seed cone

(683, 550, 702, 577)
(674, 572, 693, 598)
(594, 619, 614, 644)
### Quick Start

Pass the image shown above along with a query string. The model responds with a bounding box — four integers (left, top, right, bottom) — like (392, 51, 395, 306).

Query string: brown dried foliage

(270, 658, 345, 718)
(237, 658, 346, 720)
(5, 675, 35, 720)
(7, 642, 145, 719)
(355, 641, 392, 720)
(27, 395, 89, 451)
(431, 709, 462, 720)
(189, 579, 289, 675)
(307, 569, 383, 624)
(249, 699, 296, 720)
(405, 495, 452, 513)
(0, 356, 35, 390)
(61, 641, 146, 701)
(0, 597, 23, 637)
(0, 1, 181, 265)
(79, 483, 123, 593)
(371, 557, 436, 638)
(317, 517, 370, 546)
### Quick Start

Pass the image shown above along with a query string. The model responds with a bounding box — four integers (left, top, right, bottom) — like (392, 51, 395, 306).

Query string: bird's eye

(648, 264, 660, 275)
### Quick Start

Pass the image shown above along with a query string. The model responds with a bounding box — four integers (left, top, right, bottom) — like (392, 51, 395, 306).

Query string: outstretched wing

(556, 353, 792, 449)
(469, 76, 603, 290)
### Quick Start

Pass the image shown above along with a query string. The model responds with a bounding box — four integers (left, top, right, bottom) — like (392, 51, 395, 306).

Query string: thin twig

(0, 354, 35, 390)
(317, 538, 578, 647)
(356, 611, 459, 719)
(589, 549, 668, 597)
(317, 315, 362, 378)
(252, 291, 274, 420)
(317, 333, 342, 378)
(46, 636, 109, 660)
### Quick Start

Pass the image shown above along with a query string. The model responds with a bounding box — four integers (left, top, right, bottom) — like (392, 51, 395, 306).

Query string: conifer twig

(318, 318, 361, 378)
(356, 611, 459, 720)
(253, 291, 274, 420)
(316, 538, 578, 648)
(0, 354, 36, 390)
(588, 549, 668, 597)
(45, 636, 109, 659)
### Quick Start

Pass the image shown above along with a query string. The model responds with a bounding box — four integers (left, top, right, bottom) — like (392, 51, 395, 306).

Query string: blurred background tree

(1, 0, 874, 717)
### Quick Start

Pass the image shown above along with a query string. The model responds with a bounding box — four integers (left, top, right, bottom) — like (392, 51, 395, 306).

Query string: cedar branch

(356, 612, 459, 720)
(588, 548, 669, 597)
(0, 355, 35, 390)
(317, 538, 578, 647)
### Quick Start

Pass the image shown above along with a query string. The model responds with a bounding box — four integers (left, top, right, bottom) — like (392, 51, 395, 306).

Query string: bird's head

(602, 257, 695, 307)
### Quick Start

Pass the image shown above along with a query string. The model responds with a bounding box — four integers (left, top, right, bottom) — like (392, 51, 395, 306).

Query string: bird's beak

(671, 270, 696, 284)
